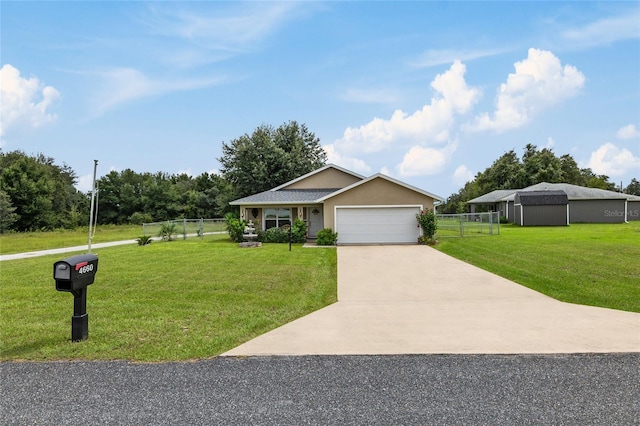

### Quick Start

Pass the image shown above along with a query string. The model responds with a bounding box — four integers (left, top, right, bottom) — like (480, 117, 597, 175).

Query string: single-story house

(514, 190, 569, 226)
(468, 182, 638, 223)
(229, 164, 444, 244)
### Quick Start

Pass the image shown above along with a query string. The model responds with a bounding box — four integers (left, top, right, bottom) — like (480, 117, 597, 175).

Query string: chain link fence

(436, 212, 500, 238)
(142, 218, 226, 240)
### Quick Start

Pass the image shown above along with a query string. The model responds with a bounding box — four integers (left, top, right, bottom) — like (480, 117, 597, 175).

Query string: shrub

(159, 222, 177, 241)
(416, 209, 438, 244)
(316, 228, 338, 246)
(258, 226, 289, 243)
(500, 216, 509, 224)
(224, 212, 246, 243)
(291, 218, 307, 243)
(129, 212, 154, 225)
(136, 235, 153, 246)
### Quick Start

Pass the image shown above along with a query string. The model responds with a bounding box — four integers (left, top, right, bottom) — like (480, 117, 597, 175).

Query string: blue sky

(2, 1, 639, 198)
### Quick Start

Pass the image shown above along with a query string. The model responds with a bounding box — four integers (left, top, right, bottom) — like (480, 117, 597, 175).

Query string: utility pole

(88, 160, 98, 254)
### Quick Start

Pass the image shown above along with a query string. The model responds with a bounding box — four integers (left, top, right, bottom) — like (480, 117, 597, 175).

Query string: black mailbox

(54, 254, 98, 292)
(53, 253, 99, 341)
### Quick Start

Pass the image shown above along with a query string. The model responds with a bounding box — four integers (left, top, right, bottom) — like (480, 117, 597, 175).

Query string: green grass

(0, 239, 337, 361)
(435, 222, 640, 313)
(0, 225, 143, 255)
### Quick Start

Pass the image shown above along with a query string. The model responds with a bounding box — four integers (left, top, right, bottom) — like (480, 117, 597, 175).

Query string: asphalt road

(2, 354, 638, 425)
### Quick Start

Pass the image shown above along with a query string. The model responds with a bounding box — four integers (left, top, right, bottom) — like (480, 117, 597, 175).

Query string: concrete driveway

(222, 245, 640, 356)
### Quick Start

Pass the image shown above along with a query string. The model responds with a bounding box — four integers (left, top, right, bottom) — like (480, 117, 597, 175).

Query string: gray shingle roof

(230, 189, 340, 205)
(467, 189, 519, 204)
(469, 183, 633, 204)
(516, 190, 568, 205)
(504, 183, 630, 201)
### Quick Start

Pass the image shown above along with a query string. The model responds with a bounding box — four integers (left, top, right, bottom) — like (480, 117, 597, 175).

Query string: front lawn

(0, 239, 337, 361)
(435, 222, 640, 313)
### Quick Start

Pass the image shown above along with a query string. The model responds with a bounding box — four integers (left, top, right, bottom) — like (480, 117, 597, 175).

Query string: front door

(308, 206, 324, 238)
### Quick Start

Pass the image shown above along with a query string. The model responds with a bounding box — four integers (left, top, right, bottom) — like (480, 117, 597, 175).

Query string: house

(229, 164, 444, 244)
(514, 190, 569, 226)
(468, 182, 637, 223)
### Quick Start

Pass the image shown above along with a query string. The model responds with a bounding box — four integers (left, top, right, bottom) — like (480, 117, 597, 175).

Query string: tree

(624, 178, 640, 196)
(0, 150, 86, 231)
(218, 121, 327, 199)
(0, 190, 18, 232)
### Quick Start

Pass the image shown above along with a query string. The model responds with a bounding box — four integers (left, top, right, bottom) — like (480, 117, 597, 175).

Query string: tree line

(440, 144, 640, 214)
(0, 121, 326, 232)
(2, 127, 637, 232)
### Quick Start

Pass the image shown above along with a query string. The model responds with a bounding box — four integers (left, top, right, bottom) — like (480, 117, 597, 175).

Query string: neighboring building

(468, 182, 637, 223)
(230, 164, 444, 244)
(514, 190, 569, 226)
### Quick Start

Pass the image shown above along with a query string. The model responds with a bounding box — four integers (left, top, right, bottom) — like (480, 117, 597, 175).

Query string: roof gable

(318, 173, 444, 202)
(271, 164, 364, 191)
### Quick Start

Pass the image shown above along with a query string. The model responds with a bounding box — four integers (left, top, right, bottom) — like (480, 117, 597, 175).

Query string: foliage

(218, 121, 327, 199)
(96, 169, 233, 225)
(624, 178, 640, 196)
(435, 223, 640, 313)
(257, 220, 306, 244)
(0, 239, 337, 361)
(136, 235, 153, 245)
(316, 228, 338, 246)
(291, 218, 307, 243)
(159, 222, 177, 241)
(440, 144, 623, 213)
(0, 190, 18, 233)
(128, 212, 154, 225)
(225, 212, 246, 243)
(258, 226, 290, 243)
(0, 150, 88, 231)
(416, 209, 438, 244)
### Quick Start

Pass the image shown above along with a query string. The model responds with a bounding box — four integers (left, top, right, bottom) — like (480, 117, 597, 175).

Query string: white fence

(142, 218, 226, 240)
(436, 212, 500, 237)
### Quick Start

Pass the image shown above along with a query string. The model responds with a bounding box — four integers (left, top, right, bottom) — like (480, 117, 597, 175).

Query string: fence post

(183, 218, 187, 240)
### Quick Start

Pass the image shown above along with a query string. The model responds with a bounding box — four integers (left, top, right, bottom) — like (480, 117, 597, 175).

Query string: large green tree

(440, 145, 617, 213)
(0, 150, 87, 231)
(218, 121, 327, 199)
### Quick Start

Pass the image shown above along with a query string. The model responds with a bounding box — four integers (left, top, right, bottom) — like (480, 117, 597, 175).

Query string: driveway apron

(222, 246, 640, 356)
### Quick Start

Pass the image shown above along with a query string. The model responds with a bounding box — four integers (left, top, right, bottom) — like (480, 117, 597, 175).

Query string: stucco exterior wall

(628, 201, 640, 221)
(321, 177, 435, 230)
(569, 199, 627, 223)
(283, 168, 362, 190)
(520, 205, 568, 226)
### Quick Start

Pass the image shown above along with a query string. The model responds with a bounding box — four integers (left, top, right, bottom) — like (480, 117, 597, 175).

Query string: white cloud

(587, 143, 640, 177)
(397, 140, 458, 177)
(562, 12, 640, 48)
(339, 88, 400, 104)
(616, 124, 640, 140)
(142, 2, 306, 54)
(75, 173, 95, 193)
(333, 60, 480, 154)
(0, 64, 60, 138)
(323, 144, 372, 174)
(411, 48, 507, 68)
(545, 137, 555, 150)
(91, 67, 227, 116)
(467, 48, 585, 133)
(453, 165, 475, 186)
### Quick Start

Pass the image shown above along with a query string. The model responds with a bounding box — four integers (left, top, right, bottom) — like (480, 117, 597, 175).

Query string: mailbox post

(53, 254, 99, 341)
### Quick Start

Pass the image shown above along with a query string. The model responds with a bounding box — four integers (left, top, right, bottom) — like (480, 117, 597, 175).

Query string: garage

(335, 206, 421, 244)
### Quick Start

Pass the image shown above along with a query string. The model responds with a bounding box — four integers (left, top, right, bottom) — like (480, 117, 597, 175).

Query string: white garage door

(335, 206, 421, 244)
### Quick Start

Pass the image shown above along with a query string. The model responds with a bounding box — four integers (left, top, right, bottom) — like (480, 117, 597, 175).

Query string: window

(264, 208, 291, 229)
